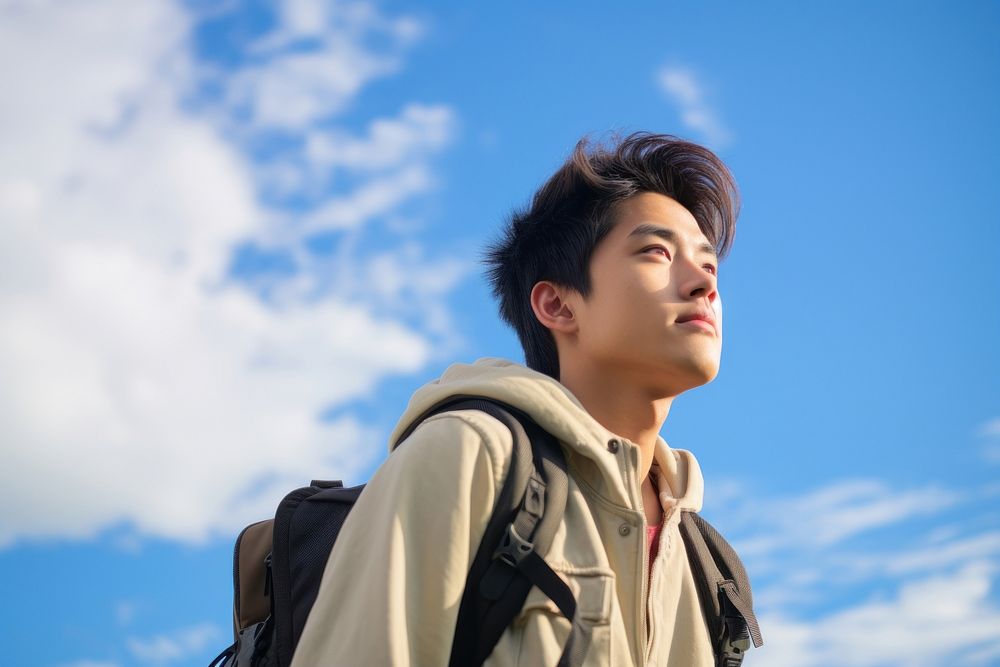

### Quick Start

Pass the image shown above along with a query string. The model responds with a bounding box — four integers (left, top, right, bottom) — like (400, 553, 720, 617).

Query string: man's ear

(530, 281, 578, 335)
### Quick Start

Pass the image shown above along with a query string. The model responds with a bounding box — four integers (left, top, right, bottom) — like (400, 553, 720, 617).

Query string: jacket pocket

(510, 569, 614, 667)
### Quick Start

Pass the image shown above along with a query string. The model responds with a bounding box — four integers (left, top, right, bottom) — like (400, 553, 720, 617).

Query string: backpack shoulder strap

(678, 511, 764, 666)
(397, 394, 585, 667)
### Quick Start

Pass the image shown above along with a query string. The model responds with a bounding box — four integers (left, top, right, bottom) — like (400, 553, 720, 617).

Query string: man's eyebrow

(627, 223, 718, 260)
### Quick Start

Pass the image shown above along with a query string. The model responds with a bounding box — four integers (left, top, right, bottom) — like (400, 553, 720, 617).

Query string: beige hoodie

(291, 357, 715, 666)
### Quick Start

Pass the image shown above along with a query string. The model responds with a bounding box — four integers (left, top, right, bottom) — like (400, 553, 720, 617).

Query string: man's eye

(642, 247, 717, 275)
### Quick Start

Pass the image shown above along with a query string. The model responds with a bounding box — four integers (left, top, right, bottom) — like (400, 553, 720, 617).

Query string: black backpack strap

(679, 511, 763, 667)
(396, 395, 585, 667)
(467, 404, 586, 667)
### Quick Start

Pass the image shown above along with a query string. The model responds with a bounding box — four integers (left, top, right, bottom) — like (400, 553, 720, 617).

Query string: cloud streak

(657, 64, 732, 148)
(977, 417, 1000, 463)
(706, 477, 1000, 666)
(126, 622, 221, 664)
(713, 479, 960, 568)
(755, 562, 1000, 667)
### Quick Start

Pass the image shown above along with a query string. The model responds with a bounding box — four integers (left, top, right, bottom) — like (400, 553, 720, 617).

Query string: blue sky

(1, 1, 998, 665)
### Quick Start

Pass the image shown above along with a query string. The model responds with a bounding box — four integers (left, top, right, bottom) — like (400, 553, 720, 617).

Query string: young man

(291, 132, 739, 666)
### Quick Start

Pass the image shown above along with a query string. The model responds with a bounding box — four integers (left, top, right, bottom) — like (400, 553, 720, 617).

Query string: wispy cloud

(706, 477, 1000, 666)
(305, 103, 455, 172)
(976, 417, 1000, 463)
(116, 599, 140, 627)
(975, 417, 1000, 438)
(874, 532, 1000, 576)
(710, 479, 960, 566)
(301, 164, 434, 231)
(126, 622, 221, 664)
(656, 64, 732, 148)
(0, 0, 466, 548)
(755, 562, 1000, 667)
(220, 0, 418, 129)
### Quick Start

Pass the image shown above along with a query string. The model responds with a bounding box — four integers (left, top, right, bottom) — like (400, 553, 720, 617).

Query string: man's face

(567, 191, 723, 395)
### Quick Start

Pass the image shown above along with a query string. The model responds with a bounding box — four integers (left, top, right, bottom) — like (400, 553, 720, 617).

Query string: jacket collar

(389, 357, 704, 513)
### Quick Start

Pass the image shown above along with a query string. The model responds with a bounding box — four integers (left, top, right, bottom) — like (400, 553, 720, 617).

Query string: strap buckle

(718, 586, 750, 667)
(493, 523, 535, 568)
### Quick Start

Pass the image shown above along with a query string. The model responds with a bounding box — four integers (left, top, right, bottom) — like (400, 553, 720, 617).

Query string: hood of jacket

(387, 356, 703, 513)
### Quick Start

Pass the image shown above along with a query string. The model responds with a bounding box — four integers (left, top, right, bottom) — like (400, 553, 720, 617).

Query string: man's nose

(678, 255, 718, 302)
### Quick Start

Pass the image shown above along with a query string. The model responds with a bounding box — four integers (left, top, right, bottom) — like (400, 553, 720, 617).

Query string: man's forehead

(614, 193, 698, 230)
(610, 194, 714, 254)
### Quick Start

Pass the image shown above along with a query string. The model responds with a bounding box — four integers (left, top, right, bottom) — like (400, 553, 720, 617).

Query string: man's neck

(558, 360, 674, 485)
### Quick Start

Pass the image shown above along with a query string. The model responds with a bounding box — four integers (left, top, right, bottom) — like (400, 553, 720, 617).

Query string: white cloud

(976, 417, 1000, 438)
(0, 0, 461, 548)
(793, 480, 957, 546)
(197, 0, 457, 244)
(305, 103, 456, 171)
(656, 65, 732, 148)
(251, 104, 457, 224)
(127, 622, 221, 664)
(259, 0, 424, 51)
(713, 479, 959, 568)
(752, 562, 1000, 667)
(224, 0, 423, 129)
(116, 599, 140, 627)
(706, 477, 1000, 666)
(877, 532, 1000, 576)
(977, 417, 1000, 463)
(277, 0, 330, 39)
(214, 2, 455, 235)
(227, 46, 396, 128)
(301, 164, 434, 231)
(984, 444, 1000, 464)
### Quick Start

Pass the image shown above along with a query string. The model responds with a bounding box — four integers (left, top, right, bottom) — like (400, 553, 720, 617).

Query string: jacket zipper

(644, 509, 673, 665)
(622, 441, 650, 663)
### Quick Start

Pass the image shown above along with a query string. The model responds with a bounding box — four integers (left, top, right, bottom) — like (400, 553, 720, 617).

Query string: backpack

(207, 395, 763, 667)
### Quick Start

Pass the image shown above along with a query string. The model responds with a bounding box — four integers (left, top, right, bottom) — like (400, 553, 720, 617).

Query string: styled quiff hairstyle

(481, 131, 740, 380)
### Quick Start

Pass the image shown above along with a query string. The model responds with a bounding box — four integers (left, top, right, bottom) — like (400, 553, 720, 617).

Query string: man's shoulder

(389, 407, 516, 483)
(417, 407, 514, 443)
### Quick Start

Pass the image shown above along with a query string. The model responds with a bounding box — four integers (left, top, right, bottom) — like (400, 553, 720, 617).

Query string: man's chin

(672, 359, 721, 392)
(635, 362, 717, 398)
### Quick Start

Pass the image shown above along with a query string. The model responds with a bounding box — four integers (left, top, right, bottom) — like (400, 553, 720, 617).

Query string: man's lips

(677, 318, 716, 334)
